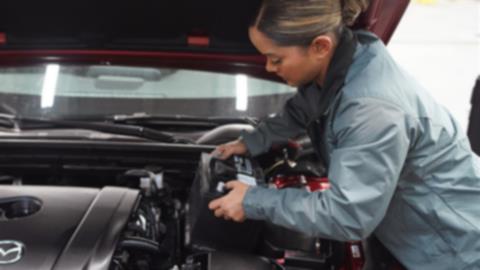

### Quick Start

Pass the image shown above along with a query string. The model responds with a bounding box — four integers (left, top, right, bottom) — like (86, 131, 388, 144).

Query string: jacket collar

(308, 27, 357, 122)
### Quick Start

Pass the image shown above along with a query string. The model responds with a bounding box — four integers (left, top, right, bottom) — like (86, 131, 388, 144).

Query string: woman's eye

(271, 58, 282, 65)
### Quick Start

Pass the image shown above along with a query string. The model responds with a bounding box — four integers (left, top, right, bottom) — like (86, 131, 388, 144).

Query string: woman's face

(248, 27, 329, 87)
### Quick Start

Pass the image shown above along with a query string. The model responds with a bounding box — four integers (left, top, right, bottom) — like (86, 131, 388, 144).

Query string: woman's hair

(251, 0, 370, 46)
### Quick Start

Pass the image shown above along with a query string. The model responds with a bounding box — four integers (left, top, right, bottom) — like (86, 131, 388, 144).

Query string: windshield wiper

(0, 113, 188, 144)
(63, 113, 259, 127)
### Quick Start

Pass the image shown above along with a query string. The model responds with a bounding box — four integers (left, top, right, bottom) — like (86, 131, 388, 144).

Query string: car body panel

(0, 0, 410, 80)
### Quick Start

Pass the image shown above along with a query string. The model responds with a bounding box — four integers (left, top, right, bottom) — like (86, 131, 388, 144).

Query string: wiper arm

(109, 113, 259, 126)
(0, 113, 21, 131)
(0, 114, 187, 144)
(58, 113, 258, 129)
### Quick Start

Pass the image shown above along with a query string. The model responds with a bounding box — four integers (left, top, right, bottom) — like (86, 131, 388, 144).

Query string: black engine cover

(0, 186, 139, 270)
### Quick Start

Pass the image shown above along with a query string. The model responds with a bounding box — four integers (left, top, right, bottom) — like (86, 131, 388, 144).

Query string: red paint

(0, 49, 278, 82)
(343, 242, 366, 270)
(354, 0, 410, 44)
(273, 175, 365, 270)
(0, 49, 264, 63)
(273, 175, 330, 191)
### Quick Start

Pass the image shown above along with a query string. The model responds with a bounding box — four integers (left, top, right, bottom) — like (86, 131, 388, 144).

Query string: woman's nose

(265, 61, 277, 73)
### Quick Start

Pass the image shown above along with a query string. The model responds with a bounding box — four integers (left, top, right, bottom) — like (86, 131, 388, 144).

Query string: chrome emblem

(0, 240, 25, 265)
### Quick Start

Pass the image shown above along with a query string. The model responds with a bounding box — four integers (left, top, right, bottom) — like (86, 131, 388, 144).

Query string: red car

(0, 1, 447, 269)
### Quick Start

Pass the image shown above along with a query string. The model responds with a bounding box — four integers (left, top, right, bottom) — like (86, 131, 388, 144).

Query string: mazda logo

(0, 240, 24, 265)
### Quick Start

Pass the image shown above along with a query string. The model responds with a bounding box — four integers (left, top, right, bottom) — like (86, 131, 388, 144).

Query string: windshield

(0, 64, 295, 119)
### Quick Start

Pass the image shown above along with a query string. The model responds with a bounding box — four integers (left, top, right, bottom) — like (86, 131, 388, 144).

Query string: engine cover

(0, 186, 139, 270)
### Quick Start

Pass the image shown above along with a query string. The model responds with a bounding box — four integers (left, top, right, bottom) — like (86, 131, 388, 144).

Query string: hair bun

(342, 0, 370, 26)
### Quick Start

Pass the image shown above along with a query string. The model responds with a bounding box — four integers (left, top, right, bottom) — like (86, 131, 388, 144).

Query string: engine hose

(119, 237, 169, 256)
(147, 205, 158, 240)
(139, 204, 157, 240)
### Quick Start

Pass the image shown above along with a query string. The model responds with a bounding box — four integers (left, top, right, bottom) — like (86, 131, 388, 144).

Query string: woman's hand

(208, 181, 249, 222)
(211, 139, 248, 160)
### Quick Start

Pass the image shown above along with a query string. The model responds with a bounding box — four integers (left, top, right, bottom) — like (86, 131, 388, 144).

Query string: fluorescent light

(41, 64, 60, 108)
(235, 74, 248, 111)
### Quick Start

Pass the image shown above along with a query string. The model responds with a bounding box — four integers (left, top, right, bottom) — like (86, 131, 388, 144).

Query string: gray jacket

(241, 31, 480, 269)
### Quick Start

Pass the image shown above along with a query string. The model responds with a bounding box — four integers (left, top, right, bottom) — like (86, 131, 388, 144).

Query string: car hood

(0, 0, 409, 80)
(0, 0, 409, 52)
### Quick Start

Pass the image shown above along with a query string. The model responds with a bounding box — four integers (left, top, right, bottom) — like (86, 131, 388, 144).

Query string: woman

(208, 0, 480, 268)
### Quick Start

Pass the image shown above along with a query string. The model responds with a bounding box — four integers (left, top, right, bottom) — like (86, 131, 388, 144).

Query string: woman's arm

(242, 98, 411, 241)
(241, 91, 312, 156)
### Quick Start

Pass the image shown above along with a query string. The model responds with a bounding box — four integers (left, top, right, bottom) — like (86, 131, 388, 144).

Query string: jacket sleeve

(241, 92, 311, 156)
(242, 98, 411, 241)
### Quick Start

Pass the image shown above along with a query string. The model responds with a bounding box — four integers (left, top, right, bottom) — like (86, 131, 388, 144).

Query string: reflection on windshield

(41, 64, 59, 109)
(236, 74, 248, 111)
(0, 64, 295, 119)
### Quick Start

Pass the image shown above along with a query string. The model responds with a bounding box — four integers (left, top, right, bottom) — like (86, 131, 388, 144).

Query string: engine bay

(0, 139, 364, 270)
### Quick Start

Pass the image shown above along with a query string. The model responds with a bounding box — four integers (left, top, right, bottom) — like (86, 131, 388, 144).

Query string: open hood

(0, 0, 409, 53)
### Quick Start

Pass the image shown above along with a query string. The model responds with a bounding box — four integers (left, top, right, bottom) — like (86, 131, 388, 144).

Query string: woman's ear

(309, 35, 334, 60)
